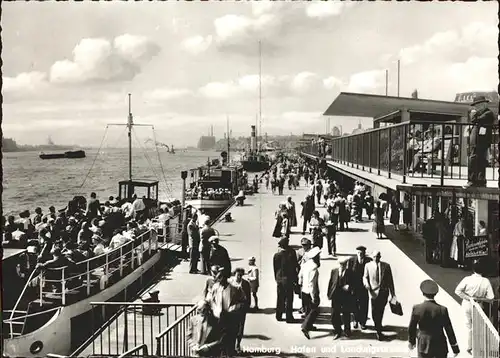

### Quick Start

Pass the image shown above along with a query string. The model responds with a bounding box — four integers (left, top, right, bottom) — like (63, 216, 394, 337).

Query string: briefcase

(389, 297, 403, 316)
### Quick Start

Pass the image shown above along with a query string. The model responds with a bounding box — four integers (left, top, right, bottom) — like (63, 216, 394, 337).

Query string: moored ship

(39, 150, 86, 159)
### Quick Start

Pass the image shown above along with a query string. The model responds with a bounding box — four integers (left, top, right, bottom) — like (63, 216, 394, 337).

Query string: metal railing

(118, 344, 148, 358)
(74, 302, 195, 357)
(155, 305, 197, 357)
(302, 121, 499, 186)
(471, 298, 500, 357)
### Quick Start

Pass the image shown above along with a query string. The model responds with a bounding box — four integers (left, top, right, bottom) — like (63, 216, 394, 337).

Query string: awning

(397, 184, 499, 200)
(323, 92, 474, 118)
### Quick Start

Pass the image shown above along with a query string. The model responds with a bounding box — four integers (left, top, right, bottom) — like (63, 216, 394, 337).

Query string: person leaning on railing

(454, 259, 495, 355)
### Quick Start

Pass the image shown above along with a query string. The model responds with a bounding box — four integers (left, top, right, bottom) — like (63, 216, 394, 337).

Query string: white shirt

(93, 243, 106, 256)
(455, 273, 494, 303)
(299, 259, 319, 297)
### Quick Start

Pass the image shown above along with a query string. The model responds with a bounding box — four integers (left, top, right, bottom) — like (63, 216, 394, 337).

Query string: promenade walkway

(86, 181, 473, 358)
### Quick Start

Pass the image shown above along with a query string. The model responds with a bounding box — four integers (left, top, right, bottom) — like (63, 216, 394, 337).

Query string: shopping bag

(389, 297, 403, 316)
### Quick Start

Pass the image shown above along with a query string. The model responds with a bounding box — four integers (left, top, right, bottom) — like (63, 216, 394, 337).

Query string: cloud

(397, 21, 497, 65)
(182, 2, 354, 56)
(198, 72, 340, 99)
(2, 71, 48, 100)
(347, 70, 387, 93)
(143, 88, 192, 102)
(49, 34, 160, 84)
(181, 35, 213, 55)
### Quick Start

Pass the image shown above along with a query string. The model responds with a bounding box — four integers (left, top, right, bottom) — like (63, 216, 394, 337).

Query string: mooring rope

(80, 125, 109, 188)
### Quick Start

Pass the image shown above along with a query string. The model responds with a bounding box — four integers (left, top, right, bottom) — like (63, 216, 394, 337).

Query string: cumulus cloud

(144, 88, 192, 102)
(347, 70, 387, 93)
(198, 72, 339, 99)
(182, 35, 213, 55)
(49, 34, 160, 84)
(181, 2, 354, 55)
(2, 71, 48, 99)
(397, 21, 497, 65)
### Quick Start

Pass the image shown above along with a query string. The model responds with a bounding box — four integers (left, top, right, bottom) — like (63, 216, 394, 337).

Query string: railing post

(119, 247, 123, 276)
(149, 231, 152, 255)
(105, 253, 109, 286)
(377, 130, 381, 175)
(403, 125, 408, 184)
(39, 271, 44, 306)
(368, 133, 372, 173)
(123, 309, 129, 352)
(440, 124, 445, 186)
(87, 261, 91, 296)
(61, 269, 66, 306)
(388, 128, 392, 179)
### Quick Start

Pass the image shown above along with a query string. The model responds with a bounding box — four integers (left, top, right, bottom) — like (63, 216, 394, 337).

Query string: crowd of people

(2, 192, 181, 289)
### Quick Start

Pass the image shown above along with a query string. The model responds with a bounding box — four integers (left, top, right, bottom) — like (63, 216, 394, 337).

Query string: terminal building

(302, 91, 499, 271)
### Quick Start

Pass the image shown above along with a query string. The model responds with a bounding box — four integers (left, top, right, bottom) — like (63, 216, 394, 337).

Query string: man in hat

(363, 250, 396, 340)
(348, 246, 372, 329)
(188, 213, 201, 274)
(296, 237, 312, 267)
(465, 95, 495, 188)
(200, 219, 216, 275)
(327, 256, 355, 340)
(141, 290, 161, 315)
(409, 280, 460, 358)
(273, 238, 299, 323)
(299, 246, 321, 339)
(208, 236, 231, 278)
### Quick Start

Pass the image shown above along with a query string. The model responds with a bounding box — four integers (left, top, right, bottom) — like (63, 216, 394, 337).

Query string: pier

(76, 182, 479, 358)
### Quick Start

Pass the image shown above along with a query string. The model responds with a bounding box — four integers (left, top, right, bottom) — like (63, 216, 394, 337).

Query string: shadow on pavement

(242, 334, 272, 340)
(384, 225, 499, 304)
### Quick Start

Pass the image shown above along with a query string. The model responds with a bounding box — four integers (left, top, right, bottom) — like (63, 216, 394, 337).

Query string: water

(2, 149, 220, 217)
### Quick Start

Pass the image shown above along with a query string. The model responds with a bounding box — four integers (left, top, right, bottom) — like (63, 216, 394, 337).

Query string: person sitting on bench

(409, 129, 441, 174)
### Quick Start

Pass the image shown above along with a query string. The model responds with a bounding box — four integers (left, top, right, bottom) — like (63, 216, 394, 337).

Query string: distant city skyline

(2, 2, 497, 147)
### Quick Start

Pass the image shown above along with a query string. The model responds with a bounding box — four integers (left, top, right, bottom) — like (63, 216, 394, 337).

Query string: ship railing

(68, 302, 195, 357)
(302, 121, 499, 186)
(118, 343, 149, 357)
(37, 229, 158, 306)
(155, 305, 197, 357)
(3, 306, 61, 338)
(471, 298, 500, 357)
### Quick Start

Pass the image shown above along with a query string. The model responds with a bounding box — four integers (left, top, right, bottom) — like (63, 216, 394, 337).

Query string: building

(303, 91, 499, 273)
(197, 125, 216, 151)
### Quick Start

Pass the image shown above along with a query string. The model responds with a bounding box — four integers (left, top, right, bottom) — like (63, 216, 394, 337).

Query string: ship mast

(258, 40, 262, 153)
(227, 115, 230, 164)
(127, 93, 133, 181)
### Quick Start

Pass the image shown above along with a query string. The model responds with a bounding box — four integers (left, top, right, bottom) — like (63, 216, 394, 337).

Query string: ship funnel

(250, 125, 257, 153)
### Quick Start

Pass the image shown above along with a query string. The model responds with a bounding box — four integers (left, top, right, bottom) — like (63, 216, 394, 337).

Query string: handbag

(389, 296, 403, 316)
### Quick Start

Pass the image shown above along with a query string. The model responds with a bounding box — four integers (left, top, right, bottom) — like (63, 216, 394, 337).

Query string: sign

(454, 91, 499, 103)
(464, 235, 490, 259)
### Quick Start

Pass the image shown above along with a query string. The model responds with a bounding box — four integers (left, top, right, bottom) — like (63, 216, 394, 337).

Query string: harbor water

(2, 149, 219, 217)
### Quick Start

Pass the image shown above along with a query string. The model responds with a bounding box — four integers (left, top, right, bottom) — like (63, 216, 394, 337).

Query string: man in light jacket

(299, 246, 320, 339)
(363, 250, 396, 341)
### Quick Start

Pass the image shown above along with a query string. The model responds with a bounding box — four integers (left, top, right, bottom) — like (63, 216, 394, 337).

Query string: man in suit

(208, 236, 231, 278)
(327, 257, 355, 339)
(363, 250, 396, 340)
(348, 246, 372, 329)
(188, 300, 224, 357)
(300, 194, 315, 235)
(409, 280, 460, 358)
(188, 213, 200, 274)
(200, 220, 216, 275)
(273, 238, 299, 323)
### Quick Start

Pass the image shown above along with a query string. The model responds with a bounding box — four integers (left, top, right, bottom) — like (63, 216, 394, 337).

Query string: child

(246, 256, 259, 310)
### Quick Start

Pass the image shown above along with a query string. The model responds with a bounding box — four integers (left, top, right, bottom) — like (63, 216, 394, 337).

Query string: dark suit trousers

(276, 281, 294, 321)
(353, 288, 369, 325)
(331, 297, 351, 334)
(326, 227, 336, 254)
(302, 217, 309, 234)
(200, 247, 210, 274)
(371, 289, 389, 332)
(189, 246, 200, 272)
(467, 146, 488, 185)
(301, 293, 319, 330)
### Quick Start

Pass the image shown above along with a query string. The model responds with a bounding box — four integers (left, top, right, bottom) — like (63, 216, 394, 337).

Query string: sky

(2, 1, 498, 147)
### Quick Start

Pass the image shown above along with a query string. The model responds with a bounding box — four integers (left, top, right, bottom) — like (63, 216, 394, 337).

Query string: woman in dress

(389, 197, 402, 231)
(281, 212, 290, 239)
(285, 196, 297, 231)
(272, 204, 286, 238)
(373, 201, 385, 239)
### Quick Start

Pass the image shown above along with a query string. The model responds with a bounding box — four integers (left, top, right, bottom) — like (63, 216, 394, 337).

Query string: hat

(471, 95, 490, 106)
(306, 246, 321, 259)
(420, 279, 439, 296)
(208, 235, 219, 243)
(338, 256, 349, 265)
(301, 237, 312, 245)
(149, 290, 159, 296)
(210, 265, 223, 274)
(356, 246, 367, 252)
(248, 256, 256, 261)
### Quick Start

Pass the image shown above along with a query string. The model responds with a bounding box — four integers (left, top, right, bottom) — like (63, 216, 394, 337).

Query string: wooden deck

(79, 182, 475, 357)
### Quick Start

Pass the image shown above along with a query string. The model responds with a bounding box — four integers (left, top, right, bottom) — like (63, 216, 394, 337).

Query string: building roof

(322, 92, 498, 118)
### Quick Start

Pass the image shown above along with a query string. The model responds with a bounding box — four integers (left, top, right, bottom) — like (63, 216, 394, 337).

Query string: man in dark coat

(200, 220, 216, 275)
(347, 246, 372, 329)
(409, 279, 460, 358)
(464, 95, 495, 188)
(300, 195, 315, 235)
(327, 257, 354, 339)
(208, 236, 231, 278)
(273, 238, 299, 323)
